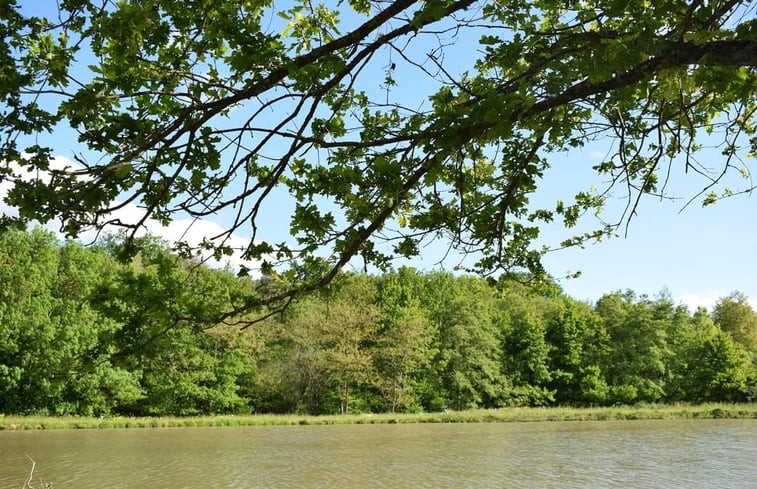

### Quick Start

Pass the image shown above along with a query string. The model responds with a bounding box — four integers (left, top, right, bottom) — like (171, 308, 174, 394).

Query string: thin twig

(23, 456, 52, 489)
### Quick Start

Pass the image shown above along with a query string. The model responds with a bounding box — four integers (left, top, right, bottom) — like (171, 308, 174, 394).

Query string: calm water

(1, 419, 755, 488)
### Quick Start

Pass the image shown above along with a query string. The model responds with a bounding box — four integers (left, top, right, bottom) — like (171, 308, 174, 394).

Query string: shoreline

(1, 403, 755, 430)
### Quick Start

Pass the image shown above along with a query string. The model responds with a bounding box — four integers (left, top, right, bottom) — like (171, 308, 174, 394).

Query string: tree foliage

(0, 229, 755, 415)
(0, 229, 140, 415)
(712, 291, 757, 354)
(1, 0, 755, 318)
(546, 299, 610, 404)
(373, 268, 435, 412)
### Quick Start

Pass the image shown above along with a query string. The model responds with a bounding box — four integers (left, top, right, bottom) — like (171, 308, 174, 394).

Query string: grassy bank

(1, 403, 755, 430)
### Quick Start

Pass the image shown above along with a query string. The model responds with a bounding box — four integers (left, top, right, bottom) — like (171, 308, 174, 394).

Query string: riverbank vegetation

(2, 404, 755, 431)
(1, 228, 755, 417)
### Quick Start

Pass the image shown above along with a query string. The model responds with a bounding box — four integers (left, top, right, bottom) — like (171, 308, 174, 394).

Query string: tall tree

(668, 308, 755, 402)
(323, 276, 380, 414)
(424, 274, 508, 410)
(498, 284, 556, 406)
(92, 235, 254, 415)
(261, 274, 379, 414)
(373, 269, 435, 412)
(712, 292, 757, 356)
(0, 229, 141, 415)
(1, 1, 754, 319)
(546, 298, 610, 405)
(595, 291, 671, 404)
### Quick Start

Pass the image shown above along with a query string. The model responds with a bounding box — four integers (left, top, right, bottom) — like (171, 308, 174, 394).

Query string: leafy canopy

(1, 0, 755, 319)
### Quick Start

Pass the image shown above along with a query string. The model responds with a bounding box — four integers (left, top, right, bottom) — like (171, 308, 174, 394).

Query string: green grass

(1, 403, 755, 431)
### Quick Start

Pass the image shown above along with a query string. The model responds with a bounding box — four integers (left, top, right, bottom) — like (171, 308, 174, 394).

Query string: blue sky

(536, 149, 757, 310)
(6, 0, 756, 311)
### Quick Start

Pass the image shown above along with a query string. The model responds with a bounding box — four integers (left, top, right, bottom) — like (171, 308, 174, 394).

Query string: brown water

(1, 419, 755, 488)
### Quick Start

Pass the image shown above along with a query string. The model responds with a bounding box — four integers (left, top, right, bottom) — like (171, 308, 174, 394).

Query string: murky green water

(1, 419, 755, 488)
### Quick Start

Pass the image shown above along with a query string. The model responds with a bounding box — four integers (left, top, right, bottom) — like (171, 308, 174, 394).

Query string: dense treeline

(0, 229, 754, 416)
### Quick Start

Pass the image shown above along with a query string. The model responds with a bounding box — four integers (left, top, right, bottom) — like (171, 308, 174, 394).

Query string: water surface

(1, 419, 754, 488)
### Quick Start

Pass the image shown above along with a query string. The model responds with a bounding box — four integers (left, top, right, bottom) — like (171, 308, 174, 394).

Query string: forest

(0, 228, 754, 417)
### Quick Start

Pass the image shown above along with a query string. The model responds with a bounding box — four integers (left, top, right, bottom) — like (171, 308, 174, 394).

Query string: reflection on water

(1, 419, 755, 489)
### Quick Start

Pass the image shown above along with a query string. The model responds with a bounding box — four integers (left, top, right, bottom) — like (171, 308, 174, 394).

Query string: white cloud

(81, 199, 262, 275)
(1, 154, 83, 233)
(2, 154, 261, 275)
(677, 292, 721, 312)
(145, 216, 260, 272)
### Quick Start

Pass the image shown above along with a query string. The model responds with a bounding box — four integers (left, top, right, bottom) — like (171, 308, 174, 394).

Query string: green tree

(0, 229, 141, 415)
(595, 291, 671, 404)
(667, 308, 755, 402)
(712, 292, 757, 356)
(256, 304, 331, 414)
(423, 274, 508, 411)
(1, 0, 754, 316)
(685, 324, 753, 402)
(373, 269, 435, 412)
(260, 274, 379, 414)
(323, 276, 380, 414)
(692, 331, 753, 401)
(546, 298, 610, 405)
(660, 305, 699, 402)
(93, 236, 254, 415)
(498, 284, 556, 406)
(122, 326, 249, 416)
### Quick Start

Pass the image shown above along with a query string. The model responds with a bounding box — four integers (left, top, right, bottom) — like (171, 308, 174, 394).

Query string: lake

(1, 419, 755, 488)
